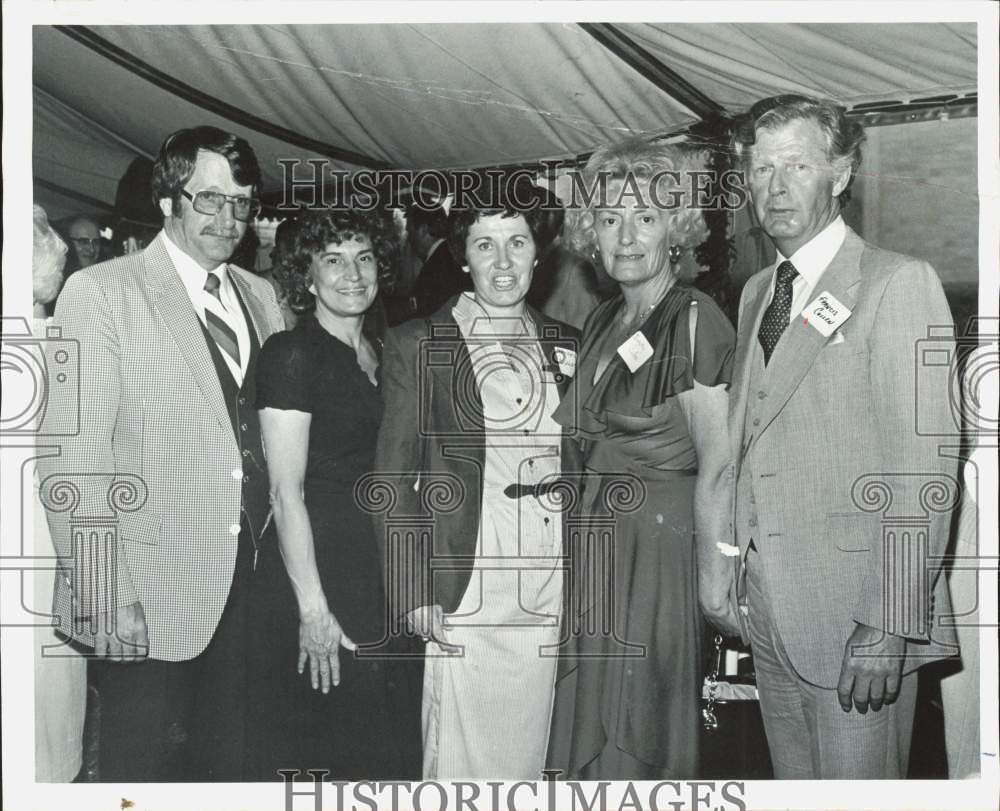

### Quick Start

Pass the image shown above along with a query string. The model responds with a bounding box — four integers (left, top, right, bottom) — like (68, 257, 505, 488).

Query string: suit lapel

(752, 228, 866, 442)
(229, 267, 270, 348)
(142, 234, 234, 442)
(730, 270, 772, 462)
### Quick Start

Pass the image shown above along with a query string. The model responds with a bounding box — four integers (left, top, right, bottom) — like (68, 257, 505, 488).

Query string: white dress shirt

(769, 216, 847, 322)
(162, 231, 250, 384)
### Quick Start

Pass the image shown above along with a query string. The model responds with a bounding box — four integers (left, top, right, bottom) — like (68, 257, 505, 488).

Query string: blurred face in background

(68, 217, 101, 268)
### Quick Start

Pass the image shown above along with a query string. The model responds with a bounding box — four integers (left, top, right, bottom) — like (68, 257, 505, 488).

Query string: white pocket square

(827, 332, 846, 346)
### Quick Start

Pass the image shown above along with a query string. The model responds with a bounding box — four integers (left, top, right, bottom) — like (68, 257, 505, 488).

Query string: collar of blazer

(732, 226, 866, 456)
(140, 232, 267, 445)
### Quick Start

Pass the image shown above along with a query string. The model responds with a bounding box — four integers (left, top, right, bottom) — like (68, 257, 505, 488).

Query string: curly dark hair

(273, 208, 401, 312)
(446, 173, 563, 267)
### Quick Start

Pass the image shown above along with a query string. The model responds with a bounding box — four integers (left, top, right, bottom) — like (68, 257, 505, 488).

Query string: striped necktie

(757, 260, 799, 366)
(203, 271, 241, 369)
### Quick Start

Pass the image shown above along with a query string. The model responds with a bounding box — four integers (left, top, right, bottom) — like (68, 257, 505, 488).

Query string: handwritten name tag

(617, 332, 654, 373)
(803, 291, 852, 338)
(552, 347, 577, 378)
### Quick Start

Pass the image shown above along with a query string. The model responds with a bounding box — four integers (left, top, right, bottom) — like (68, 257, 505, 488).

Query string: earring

(668, 245, 684, 266)
(308, 282, 317, 295)
(591, 247, 601, 266)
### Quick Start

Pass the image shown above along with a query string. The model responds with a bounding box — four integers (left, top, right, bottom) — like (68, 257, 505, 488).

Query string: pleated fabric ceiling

(32, 22, 978, 219)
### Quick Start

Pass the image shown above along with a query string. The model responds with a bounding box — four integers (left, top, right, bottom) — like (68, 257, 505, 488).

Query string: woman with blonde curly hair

(547, 138, 740, 778)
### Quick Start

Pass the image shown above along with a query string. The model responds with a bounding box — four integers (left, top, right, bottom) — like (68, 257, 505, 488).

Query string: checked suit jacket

(39, 233, 284, 662)
(730, 226, 960, 688)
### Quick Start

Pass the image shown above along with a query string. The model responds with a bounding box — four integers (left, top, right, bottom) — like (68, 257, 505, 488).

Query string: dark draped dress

(546, 285, 735, 779)
(247, 314, 421, 780)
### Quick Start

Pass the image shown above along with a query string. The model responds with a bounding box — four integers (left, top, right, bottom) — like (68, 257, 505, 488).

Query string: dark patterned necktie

(203, 271, 241, 368)
(757, 260, 799, 366)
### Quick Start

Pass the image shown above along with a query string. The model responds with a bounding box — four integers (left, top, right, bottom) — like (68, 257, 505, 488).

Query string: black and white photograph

(2, 3, 997, 810)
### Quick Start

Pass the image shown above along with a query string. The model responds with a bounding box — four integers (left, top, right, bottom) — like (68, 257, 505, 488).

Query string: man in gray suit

(41, 126, 284, 780)
(729, 95, 959, 778)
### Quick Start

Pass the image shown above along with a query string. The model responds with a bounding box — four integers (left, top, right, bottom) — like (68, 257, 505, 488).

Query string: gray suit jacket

(730, 226, 960, 688)
(39, 233, 284, 661)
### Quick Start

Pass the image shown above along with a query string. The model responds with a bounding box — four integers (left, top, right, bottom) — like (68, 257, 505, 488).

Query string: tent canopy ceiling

(32, 22, 978, 219)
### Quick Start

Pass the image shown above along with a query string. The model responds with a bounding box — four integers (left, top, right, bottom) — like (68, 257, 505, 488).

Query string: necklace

(618, 298, 662, 336)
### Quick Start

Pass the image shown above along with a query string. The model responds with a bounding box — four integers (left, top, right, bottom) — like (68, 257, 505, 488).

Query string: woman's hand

(699, 575, 743, 638)
(405, 604, 460, 653)
(298, 608, 356, 693)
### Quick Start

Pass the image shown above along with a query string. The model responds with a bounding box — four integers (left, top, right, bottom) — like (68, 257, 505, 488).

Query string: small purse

(701, 633, 758, 730)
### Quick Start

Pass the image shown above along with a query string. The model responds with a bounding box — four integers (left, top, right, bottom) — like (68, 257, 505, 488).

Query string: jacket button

(240, 423, 248, 432)
(242, 475, 250, 483)
(242, 449, 250, 457)
(757, 391, 766, 400)
(231, 468, 243, 480)
(749, 517, 758, 527)
(229, 523, 241, 536)
(753, 418, 761, 426)
(238, 397, 246, 406)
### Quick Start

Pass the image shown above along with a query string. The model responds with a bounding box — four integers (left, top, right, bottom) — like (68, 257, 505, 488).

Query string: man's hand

(94, 601, 149, 662)
(836, 623, 905, 713)
(405, 604, 460, 653)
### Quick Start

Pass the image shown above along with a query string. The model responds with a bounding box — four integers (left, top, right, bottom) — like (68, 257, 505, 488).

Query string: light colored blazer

(730, 226, 960, 688)
(39, 233, 284, 662)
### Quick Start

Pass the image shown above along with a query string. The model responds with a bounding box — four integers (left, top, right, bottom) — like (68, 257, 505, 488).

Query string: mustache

(201, 227, 240, 238)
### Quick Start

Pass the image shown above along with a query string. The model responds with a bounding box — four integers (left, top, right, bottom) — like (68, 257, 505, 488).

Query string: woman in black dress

(248, 208, 420, 780)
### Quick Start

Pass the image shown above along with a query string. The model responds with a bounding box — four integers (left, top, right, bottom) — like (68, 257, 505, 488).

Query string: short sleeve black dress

(247, 314, 420, 780)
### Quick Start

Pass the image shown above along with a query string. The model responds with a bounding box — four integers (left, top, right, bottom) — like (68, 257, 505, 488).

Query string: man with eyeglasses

(41, 126, 284, 781)
(65, 214, 103, 271)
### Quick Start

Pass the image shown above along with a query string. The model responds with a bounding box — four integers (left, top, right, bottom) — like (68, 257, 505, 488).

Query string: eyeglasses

(181, 190, 261, 222)
(69, 237, 101, 248)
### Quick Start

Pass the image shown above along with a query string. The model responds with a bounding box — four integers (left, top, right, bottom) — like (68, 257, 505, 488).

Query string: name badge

(617, 332, 654, 373)
(803, 291, 852, 338)
(552, 347, 577, 378)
